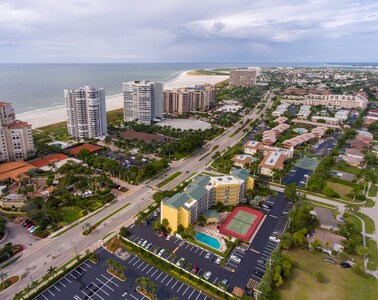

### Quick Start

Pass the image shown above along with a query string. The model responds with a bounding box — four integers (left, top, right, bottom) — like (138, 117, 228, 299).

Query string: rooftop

(68, 143, 102, 156)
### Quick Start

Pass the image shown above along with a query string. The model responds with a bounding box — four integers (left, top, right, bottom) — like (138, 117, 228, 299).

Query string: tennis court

(226, 211, 257, 235)
(219, 206, 264, 242)
(294, 157, 320, 171)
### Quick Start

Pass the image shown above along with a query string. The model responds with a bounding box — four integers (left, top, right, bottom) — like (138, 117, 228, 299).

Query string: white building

(123, 81, 163, 125)
(0, 102, 35, 161)
(272, 103, 290, 117)
(297, 105, 312, 119)
(335, 110, 349, 121)
(64, 86, 107, 139)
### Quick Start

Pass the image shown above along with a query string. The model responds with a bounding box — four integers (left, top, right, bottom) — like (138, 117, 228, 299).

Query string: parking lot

(35, 248, 208, 300)
(310, 133, 339, 156)
(127, 192, 293, 290)
(282, 167, 312, 188)
(96, 151, 148, 169)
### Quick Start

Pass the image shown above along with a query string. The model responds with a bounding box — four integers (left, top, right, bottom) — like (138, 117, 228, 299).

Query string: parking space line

(256, 266, 266, 272)
(250, 248, 260, 254)
(91, 282, 110, 296)
(194, 248, 199, 254)
(177, 283, 185, 292)
(59, 280, 66, 287)
(48, 290, 55, 296)
(179, 241, 185, 247)
(199, 249, 204, 255)
(79, 266, 86, 272)
(185, 243, 190, 249)
(146, 266, 154, 274)
(96, 278, 114, 292)
(156, 272, 163, 280)
(132, 258, 141, 266)
(182, 286, 190, 295)
(166, 277, 173, 286)
(137, 261, 145, 269)
(171, 280, 179, 289)
(70, 273, 77, 279)
(188, 289, 195, 299)
(151, 269, 159, 278)
(129, 295, 138, 300)
(128, 256, 137, 263)
(81, 290, 93, 299)
(172, 246, 179, 254)
(141, 264, 149, 272)
(74, 269, 81, 275)
(161, 274, 168, 283)
(269, 215, 278, 219)
(64, 277, 71, 283)
(41, 294, 48, 300)
(213, 277, 218, 283)
(195, 292, 202, 300)
(84, 262, 92, 268)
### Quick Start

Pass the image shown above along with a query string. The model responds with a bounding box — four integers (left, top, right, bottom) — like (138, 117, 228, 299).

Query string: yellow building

(160, 169, 254, 232)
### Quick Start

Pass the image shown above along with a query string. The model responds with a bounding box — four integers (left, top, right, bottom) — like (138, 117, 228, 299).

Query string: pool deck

(195, 226, 227, 253)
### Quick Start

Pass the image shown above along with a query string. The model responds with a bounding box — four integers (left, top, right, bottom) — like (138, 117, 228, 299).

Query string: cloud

(0, 0, 377, 62)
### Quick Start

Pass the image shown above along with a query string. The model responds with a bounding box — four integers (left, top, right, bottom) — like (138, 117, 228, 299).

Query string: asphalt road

(2, 91, 273, 299)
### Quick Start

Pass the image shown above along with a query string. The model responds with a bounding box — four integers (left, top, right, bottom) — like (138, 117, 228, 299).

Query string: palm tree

(0, 272, 7, 291)
(14, 292, 24, 300)
(47, 266, 57, 279)
(31, 280, 39, 293)
(148, 281, 157, 299)
(24, 284, 32, 297)
(42, 274, 49, 284)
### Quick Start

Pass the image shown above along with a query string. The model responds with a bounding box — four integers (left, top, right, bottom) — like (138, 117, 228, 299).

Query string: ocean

(0, 62, 366, 114)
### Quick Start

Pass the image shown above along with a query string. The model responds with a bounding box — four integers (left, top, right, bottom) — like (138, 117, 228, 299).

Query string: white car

(269, 236, 280, 243)
(204, 271, 212, 280)
(30, 226, 38, 233)
(205, 252, 213, 259)
(230, 254, 241, 263)
(141, 240, 148, 247)
(28, 225, 36, 233)
(166, 235, 173, 241)
(158, 249, 165, 257)
(176, 258, 185, 267)
(215, 256, 222, 264)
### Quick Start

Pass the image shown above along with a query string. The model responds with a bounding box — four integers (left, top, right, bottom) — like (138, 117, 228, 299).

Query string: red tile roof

(29, 154, 69, 168)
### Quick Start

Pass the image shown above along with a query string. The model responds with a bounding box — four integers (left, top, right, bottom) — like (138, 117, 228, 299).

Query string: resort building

(258, 151, 288, 176)
(275, 116, 288, 124)
(262, 123, 290, 146)
(272, 103, 290, 117)
(123, 80, 164, 124)
(335, 110, 350, 121)
(64, 86, 107, 139)
(231, 154, 254, 168)
(242, 140, 293, 158)
(164, 84, 215, 115)
(229, 67, 259, 87)
(297, 105, 312, 119)
(311, 116, 340, 125)
(282, 127, 326, 149)
(160, 169, 254, 231)
(0, 102, 35, 162)
(282, 94, 368, 109)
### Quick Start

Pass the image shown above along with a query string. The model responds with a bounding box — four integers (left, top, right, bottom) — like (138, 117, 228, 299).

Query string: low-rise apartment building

(297, 105, 312, 119)
(231, 154, 254, 168)
(258, 151, 288, 176)
(311, 116, 340, 125)
(160, 169, 254, 231)
(335, 110, 349, 121)
(272, 103, 290, 117)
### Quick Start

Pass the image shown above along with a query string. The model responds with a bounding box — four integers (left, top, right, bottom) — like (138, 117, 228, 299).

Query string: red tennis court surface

(219, 206, 264, 242)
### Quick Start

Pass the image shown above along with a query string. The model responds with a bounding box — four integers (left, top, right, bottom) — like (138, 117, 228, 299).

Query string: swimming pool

(195, 232, 221, 250)
(294, 128, 307, 134)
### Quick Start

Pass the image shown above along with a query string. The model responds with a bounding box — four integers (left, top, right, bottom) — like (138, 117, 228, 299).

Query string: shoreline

(18, 71, 229, 129)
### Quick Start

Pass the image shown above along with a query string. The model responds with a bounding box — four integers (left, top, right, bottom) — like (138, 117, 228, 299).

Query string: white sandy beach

(17, 71, 229, 129)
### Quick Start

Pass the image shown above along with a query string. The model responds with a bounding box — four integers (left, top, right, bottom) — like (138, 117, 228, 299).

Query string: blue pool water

(294, 128, 306, 133)
(195, 232, 221, 250)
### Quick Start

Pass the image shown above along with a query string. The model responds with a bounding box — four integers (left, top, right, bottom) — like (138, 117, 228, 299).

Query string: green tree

(314, 270, 326, 282)
(0, 272, 7, 291)
(161, 218, 169, 229)
(280, 232, 292, 250)
(119, 227, 129, 237)
(152, 221, 161, 232)
(284, 182, 297, 201)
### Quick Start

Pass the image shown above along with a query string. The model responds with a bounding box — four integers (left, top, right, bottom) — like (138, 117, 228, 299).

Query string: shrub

(314, 270, 326, 282)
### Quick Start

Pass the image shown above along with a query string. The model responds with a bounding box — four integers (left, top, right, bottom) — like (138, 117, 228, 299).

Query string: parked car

(166, 235, 173, 241)
(205, 252, 213, 259)
(30, 226, 38, 234)
(152, 247, 160, 254)
(137, 239, 144, 245)
(176, 258, 185, 267)
(146, 243, 153, 250)
(257, 258, 266, 265)
(215, 256, 222, 264)
(340, 262, 351, 268)
(160, 231, 167, 237)
(269, 236, 280, 243)
(153, 211, 158, 217)
(141, 240, 148, 247)
(26, 223, 34, 229)
(21, 219, 30, 226)
(191, 266, 199, 275)
(204, 271, 212, 280)
(28, 225, 36, 232)
(253, 270, 264, 278)
(220, 279, 229, 289)
(323, 258, 336, 264)
(158, 249, 165, 257)
(230, 254, 241, 263)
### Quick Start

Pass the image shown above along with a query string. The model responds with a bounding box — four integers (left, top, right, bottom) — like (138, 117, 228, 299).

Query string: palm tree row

(136, 276, 157, 299)
(106, 259, 126, 279)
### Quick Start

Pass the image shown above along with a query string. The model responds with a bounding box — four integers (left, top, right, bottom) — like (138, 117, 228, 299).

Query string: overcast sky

(1, 0, 377, 63)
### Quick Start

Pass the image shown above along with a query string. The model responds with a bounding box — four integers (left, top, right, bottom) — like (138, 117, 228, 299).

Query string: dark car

(191, 266, 199, 275)
(323, 258, 336, 264)
(253, 270, 264, 278)
(340, 262, 351, 268)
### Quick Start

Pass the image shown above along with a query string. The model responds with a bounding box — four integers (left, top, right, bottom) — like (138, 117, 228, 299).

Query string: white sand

(17, 71, 229, 129)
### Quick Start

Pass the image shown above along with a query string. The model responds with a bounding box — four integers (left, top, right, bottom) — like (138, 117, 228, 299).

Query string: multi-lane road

(2, 91, 272, 299)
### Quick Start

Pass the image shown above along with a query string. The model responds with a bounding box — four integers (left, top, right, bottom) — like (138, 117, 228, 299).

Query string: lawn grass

(61, 206, 83, 224)
(356, 212, 375, 234)
(343, 212, 362, 232)
(333, 163, 361, 175)
(326, 181, 353, 200)
(368, 184, 377, 198)
(367, 237, 378, 271)
(280, 248, 378, 300)
(156, 171, 182, 188)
